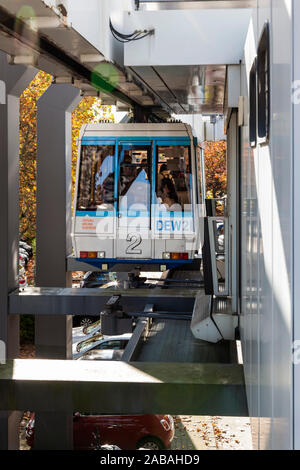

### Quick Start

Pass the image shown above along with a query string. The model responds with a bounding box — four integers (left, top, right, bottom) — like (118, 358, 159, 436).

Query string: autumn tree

(71, 98, 113, 194)
(204, 140, 227, 199)
(19, 71, 51, 241)
(19, 71, 114, 242)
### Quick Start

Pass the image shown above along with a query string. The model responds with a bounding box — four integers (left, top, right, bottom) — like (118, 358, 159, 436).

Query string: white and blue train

(72, 123, 206, 272)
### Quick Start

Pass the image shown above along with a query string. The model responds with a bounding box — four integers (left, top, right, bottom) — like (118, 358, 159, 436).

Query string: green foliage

(20, 315, 34, 344)
(19, 71, 114, 242)
(19, 71, 51, 242)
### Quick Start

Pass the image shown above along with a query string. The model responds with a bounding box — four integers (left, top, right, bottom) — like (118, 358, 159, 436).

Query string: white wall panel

(240, 0, 293, 449)
(124, 9, 252, 66)
(293, 0, 300, 451)
(240, 5, 259, 449)
(270, 0, 292, 450)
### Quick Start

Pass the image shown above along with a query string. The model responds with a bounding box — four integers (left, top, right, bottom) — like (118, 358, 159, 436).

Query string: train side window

(77, 145, 115, 211)
(249, 58, 257, 148)
(155, 145, 192, 212)
(257, 23, 270, 144)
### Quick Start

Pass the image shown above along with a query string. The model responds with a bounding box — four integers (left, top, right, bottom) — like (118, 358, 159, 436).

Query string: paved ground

(170, 415, 252, 450)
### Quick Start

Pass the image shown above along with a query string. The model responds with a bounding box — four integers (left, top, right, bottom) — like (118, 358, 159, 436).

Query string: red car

(26, 413, 174, 450)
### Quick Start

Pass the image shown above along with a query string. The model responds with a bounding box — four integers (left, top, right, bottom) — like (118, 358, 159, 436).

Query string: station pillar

(0, 51, 36, 449)
(34, 84, 81, 449)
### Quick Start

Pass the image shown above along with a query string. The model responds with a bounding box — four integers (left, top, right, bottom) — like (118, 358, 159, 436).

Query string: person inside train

(159, 177, 182, 212)
(157, 163, 175, 195)
(119, 152, 135, 196)
(119, 151, 150, 212)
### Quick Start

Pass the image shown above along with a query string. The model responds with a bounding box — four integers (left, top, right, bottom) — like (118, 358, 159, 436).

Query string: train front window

(77, 145, 115, 212)
(118, 145, 151, 214)
(155, 145, 192, 212)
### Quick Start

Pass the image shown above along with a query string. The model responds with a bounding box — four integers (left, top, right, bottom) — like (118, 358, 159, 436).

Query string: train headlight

(98, 251, 105, 258)
(162, 252, 171, 259)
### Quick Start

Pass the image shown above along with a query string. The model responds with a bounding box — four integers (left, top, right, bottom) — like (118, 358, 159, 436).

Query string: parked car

(25, 413, 174, 450)
(19, 240, 33, 258)
(80, 271, 108, 288)
(73, 332, 132, 359)
(18, 240, 33, 288)
(19, 248, 29, 266)
(18, 261, 28, 288)
(76, 349, 124, 361)
(82, 319, 101, 336)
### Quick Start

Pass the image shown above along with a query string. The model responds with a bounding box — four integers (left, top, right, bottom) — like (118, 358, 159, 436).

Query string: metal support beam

(0, 51, 36, 449)
(9, 287, 197, 315)
(122, 318, 150, 362)
(0, 360, 248, 417)
(35, 84, 81, 450)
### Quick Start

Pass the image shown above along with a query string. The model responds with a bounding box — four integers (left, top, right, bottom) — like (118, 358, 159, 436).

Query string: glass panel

(249, 59, 257, 148)
(118, 145, 151, 214)
(257, 24, 270, 143)
(155, 145, 192, 212)
(77, 145, 115, 211)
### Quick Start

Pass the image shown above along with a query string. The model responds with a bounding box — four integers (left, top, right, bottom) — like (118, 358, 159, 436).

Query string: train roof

(79, 123, 194, 139)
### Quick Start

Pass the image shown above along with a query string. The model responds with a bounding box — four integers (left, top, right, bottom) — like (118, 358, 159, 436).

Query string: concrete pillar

(0, 51, 36, 449)
(35, 84, 81, 450)
(36, 84, 81, 358)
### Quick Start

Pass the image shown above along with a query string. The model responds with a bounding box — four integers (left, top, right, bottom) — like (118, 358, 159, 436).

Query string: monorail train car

(72, 123, 206, 272)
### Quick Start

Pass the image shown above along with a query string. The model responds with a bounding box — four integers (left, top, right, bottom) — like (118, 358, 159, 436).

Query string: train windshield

(77, 145, 115, 211)
(155, 145, 192, 213)
(76, 142, 193, 218)
(118, 144, 151, 215)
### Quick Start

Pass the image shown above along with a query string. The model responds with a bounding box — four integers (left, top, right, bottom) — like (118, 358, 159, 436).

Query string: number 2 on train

(126, 233, 142, 254)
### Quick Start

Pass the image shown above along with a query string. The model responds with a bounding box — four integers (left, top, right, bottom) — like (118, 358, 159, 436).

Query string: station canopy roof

(0, 0, 252, 119)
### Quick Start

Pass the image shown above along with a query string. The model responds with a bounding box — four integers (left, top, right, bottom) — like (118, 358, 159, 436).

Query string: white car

(82, 319, 101, 336)
(76, 349, 124, 361)
(73, 332, 132, 360)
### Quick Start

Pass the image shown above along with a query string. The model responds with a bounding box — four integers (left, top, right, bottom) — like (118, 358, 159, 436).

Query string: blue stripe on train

(76, 258, 194, 270)
(76, 211, 114, 217)
(81, 136, 191, 145)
